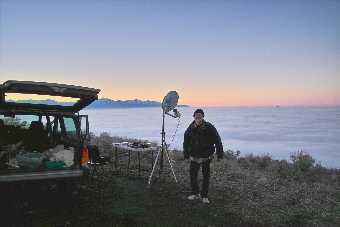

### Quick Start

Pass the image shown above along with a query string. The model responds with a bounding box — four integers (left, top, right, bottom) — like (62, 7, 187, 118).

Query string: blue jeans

(190, 159, 211, 197)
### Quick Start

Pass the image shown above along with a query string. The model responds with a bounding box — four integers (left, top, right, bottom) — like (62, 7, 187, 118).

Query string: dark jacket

(183, 120, 223, 159)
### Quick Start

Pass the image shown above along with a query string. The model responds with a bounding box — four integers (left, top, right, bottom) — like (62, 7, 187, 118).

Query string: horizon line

(6, 96, 340, 108)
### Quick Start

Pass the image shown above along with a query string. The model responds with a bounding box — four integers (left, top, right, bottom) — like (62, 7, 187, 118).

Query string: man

(183, 109, 224, 204)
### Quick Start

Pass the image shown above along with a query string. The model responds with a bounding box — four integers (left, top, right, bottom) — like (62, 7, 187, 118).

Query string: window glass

(41, 115, 54, 127)
(63, 117, 76, 136)
(0, 114, 39, 129)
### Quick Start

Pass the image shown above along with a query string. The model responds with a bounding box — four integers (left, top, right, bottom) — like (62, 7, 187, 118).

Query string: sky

(0, 0, 339, 107)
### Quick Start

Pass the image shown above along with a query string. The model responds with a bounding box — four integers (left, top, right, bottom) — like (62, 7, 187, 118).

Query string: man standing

(183, 109, 224, 204)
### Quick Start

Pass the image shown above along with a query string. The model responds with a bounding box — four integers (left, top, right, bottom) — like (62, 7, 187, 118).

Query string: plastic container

(16, 152, 44, 169)
(45, 161, 65, 170)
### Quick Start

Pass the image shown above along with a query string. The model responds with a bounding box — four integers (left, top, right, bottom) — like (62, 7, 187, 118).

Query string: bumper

(0, 169, 83, 182)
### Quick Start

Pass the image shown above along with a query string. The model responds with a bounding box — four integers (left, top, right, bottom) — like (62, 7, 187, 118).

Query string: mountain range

(9, 98, 189, 108)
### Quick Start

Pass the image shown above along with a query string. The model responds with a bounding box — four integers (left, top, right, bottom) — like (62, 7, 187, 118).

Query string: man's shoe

(187, 194, 201, 200)
(202, 197, 210, 204)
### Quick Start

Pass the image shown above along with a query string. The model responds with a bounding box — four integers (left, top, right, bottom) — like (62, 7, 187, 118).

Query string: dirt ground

(0, 153, 339, 227)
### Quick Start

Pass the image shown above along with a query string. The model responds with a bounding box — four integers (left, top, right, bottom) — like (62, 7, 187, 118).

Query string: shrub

(290, 151, 315, 172)
(257, 154, 272, 169)
(225, 149, 240, 160)
(275, 160, 296, 179)
(237, 153, 272, 170)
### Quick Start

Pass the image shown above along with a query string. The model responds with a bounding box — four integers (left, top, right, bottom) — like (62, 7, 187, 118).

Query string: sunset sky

(0, 0, 339, 106)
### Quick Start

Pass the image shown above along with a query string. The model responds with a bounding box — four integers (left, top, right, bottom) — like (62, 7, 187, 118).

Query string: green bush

(290, 151, 315, 172)
(275, 160, 296, 179)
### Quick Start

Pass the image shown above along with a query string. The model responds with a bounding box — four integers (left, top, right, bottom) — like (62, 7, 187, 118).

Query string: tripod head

(165, 108, 181, 118)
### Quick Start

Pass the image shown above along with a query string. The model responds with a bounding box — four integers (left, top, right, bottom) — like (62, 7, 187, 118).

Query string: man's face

(194, 113, 204, 125)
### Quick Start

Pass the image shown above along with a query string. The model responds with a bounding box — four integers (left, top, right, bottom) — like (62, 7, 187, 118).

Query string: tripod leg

(165, 149, 178, 183)
(148, 149, 161, 185)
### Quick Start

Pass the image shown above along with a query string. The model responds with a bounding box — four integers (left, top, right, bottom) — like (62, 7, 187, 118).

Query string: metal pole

(159, 110, 165, 176)
(148, 110, 166, 185)
(165, 148, 178, 183)
(148, 148, 161, 185)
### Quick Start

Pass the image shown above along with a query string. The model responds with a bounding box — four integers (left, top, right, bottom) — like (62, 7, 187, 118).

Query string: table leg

(127, 150, 131, 176)
(138, 151, 141, 176)
(115, 147, 118, 170)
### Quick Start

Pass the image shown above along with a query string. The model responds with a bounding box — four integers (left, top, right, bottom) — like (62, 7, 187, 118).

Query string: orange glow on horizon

(5, 93, 79, 102)
(184, 97, 340, 107)
(5, 84, 339, 107)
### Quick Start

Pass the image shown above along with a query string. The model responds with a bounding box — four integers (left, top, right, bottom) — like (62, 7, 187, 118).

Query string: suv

(0, 80, 100, 182)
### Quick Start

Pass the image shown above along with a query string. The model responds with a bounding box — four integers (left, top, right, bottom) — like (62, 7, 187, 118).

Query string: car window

(63, 117, 77, 137)
(0, 115, 39, 129)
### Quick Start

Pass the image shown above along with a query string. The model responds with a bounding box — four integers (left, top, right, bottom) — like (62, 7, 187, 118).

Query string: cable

(165, 115, 181, 150)
(163, 114, 181, 165)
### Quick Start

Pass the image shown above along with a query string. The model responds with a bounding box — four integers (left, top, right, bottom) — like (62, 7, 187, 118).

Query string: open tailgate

(0, 80, 100, 112)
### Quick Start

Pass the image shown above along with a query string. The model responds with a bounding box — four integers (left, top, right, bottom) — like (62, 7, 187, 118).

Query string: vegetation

(1, 133, 339, 227)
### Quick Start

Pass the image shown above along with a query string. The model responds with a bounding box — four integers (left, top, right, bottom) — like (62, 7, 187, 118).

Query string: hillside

(8, 98, 189, 108)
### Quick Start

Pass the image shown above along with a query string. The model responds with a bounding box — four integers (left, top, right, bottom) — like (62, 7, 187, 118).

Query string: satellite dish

(148, 90, 180, 185)
(162, 91, 179, 113)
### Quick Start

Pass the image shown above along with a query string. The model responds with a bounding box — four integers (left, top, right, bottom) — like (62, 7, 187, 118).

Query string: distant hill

(88, 98, 189, 108)
(88, 98, 160, 108)
(8, 98, 189, 108)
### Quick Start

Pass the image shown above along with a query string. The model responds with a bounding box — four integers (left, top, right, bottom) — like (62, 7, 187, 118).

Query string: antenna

(148, 91, 180, 185)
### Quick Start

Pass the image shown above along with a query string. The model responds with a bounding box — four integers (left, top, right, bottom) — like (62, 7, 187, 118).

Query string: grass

(1, 133, 339, 227)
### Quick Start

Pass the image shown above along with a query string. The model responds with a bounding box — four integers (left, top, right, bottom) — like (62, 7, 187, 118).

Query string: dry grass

(1, 134, 339, 227)
(91, 134, 340, 227)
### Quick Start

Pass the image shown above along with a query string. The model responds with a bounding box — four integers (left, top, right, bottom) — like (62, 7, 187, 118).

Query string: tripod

(148, 109, 178, 185)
